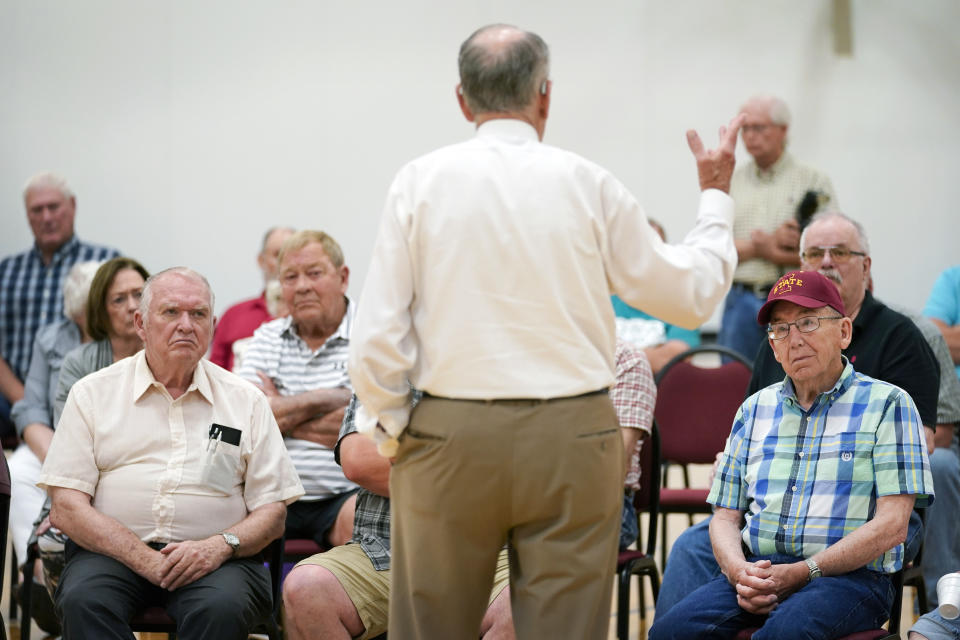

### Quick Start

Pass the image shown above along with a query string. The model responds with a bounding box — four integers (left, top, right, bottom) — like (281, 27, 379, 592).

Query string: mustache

(818, 268, 842, 285)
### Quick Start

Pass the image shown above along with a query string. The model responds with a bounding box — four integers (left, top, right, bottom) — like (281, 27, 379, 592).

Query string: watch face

(223, 533, 239, 548)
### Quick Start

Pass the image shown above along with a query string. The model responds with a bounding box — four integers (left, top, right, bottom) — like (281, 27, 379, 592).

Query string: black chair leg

(8, 547, 16, 622)
(617, 568, 631, 640)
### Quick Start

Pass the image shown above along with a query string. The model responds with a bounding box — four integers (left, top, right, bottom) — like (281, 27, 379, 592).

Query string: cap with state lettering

(756, 270, 846, 325)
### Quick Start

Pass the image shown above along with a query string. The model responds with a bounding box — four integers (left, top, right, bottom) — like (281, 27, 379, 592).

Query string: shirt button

(798, 452, 804, 457)
(792, 485, 798, 491)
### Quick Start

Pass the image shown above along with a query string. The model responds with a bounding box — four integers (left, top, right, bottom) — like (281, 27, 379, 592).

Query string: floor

(1, 464, 921, 639)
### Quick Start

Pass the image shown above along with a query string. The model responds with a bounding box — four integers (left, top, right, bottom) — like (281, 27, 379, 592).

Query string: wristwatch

(804, 558, 822, 581)
(221, 532, 240, 557)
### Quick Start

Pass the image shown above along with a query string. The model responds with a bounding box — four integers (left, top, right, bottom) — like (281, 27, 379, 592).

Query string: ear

(838, 317, 853, 350)
(339, 265, 350, 293)
(456, 84, 475, 122)
(538, 80, 552, 120)
(134, 310, 147, 342)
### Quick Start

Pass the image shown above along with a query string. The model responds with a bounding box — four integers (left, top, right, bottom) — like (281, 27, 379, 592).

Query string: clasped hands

(728, 558, 807, 615)
(145, 536, 233, 591)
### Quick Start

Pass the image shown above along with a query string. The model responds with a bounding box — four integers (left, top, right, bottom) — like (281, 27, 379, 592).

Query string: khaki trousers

(388, 392, 623, 640)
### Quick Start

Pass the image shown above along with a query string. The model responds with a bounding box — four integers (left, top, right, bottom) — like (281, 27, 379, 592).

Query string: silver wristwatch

(804, 557, 822, 581)
(221, 532, 240, 556)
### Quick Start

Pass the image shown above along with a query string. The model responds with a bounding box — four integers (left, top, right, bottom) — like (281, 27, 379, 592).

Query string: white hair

(800, 210, 871, 255)
(139, 267, 216, 318)
(23, 172, 75, 204)
(62, 260, 103, 320)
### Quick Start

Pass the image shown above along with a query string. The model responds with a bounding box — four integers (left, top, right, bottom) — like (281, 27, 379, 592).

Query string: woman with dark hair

(55, 257, 150, 424)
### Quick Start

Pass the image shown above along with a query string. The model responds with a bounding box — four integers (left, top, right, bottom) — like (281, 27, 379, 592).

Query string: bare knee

(283, 563, 363, 639)
(283, 564, 341, 614)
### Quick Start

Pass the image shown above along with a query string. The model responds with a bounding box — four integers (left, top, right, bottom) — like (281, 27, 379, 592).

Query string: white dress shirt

(40, 351, 304, 543)
(350, 119, 736, 453)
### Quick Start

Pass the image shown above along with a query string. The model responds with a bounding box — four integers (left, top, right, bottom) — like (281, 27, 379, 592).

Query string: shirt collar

(132, 350, 214, 404)
(753, 151, 794, 181)
(779, 355, 854, 408)
(282, 297, 354, 348)
(476, 118, 539, 143)
(31, 235, 79, 264)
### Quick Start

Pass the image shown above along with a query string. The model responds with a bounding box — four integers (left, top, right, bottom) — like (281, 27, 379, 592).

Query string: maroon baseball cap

(756, 270, 846, 325)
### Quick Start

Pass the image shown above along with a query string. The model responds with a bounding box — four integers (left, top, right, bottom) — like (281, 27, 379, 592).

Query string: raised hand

(686, 113, 746, 193)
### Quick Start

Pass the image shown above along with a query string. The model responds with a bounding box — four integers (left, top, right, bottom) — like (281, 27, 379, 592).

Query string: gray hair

(62, 260, 103, 320)
(743, 94, 792, 127)
(23, 172, 75, 205)
(261, 226, 295, 252)
(139, 267, 215, 318)
(458, 24, 550, 114)
(800, 210, 871, 256)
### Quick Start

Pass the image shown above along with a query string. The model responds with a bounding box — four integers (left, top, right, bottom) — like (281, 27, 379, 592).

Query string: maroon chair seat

(736, 629, 896, 639)
(655, 345, 753, 569)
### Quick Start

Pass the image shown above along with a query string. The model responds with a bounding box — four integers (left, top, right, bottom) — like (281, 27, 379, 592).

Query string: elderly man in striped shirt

(237, 230, 358, 549)
(650, 270, 934, 640)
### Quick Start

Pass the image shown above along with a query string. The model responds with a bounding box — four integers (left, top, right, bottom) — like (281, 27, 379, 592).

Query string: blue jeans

(620, 492, 639, 550)
(0, 394, 16, 440)
(717, 286, 767, 362)
(925, 440, 960, 608)
(649, 554, 894, 640)
(911, 608, 960, 640)
(654, 512, 924, 623)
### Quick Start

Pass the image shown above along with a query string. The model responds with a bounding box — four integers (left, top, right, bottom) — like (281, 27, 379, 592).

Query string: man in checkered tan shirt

(650, 270, 934, 640)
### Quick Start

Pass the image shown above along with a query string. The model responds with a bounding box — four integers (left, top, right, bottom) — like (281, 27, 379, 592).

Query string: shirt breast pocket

(201, 443, 243, 494)
(834, 431, 875, 493)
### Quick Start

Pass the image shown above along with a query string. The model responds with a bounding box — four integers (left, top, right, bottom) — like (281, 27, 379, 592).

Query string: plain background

(1, 1, 957, 329)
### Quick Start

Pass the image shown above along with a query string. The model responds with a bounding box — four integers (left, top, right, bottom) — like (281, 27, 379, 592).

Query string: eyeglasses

(800, 246, 867, 266)
(741, 124, 773, 134)
(767, 315, 843, 341)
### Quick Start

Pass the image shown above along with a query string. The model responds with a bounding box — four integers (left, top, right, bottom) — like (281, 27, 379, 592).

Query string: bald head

(458, 24, 549, 115)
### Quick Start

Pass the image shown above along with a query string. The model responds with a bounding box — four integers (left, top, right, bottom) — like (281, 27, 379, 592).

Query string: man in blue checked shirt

(650, 270, 934, 640)
(0, 173, 118, 439)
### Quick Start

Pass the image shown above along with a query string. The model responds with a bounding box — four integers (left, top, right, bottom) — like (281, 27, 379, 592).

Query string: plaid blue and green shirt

(707, 359, 934, 574)
(0, 236, 118, 381)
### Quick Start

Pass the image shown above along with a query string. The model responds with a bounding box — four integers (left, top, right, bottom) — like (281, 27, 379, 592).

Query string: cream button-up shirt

(350, 118, 738, 454)
(40, 351, 304, 543)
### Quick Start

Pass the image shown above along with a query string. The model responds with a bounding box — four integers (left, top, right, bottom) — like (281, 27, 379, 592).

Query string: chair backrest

(633, 423, 662, 557)
(654, 345, 753, 465)
(0, 453, 10, 608)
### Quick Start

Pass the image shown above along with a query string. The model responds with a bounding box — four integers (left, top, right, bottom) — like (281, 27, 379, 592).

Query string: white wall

(1, 1, 957, 326)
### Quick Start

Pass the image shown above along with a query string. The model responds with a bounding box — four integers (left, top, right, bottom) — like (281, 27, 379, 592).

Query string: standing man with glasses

(650, 270, 934, 640)
(718, 95, 837, 361)
(655, 210, 942, 621)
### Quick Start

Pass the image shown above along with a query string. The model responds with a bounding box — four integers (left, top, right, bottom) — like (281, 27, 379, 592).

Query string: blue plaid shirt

(708, 359, 934, 573)
(0, 236, 118, 381)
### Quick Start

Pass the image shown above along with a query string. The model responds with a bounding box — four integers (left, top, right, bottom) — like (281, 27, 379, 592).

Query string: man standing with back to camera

(349, 23, 743, 639)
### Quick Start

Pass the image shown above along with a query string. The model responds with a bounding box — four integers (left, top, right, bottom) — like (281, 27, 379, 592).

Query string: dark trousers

(649, 553, 894, 640)
(55, 546, 272, 640)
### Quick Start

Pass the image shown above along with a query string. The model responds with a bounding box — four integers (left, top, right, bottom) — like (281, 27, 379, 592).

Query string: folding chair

(19, 536, 285, 640)
(615, 423, 662, 640)
(0, 454, 10, 640)
(654, 345, 753, 569)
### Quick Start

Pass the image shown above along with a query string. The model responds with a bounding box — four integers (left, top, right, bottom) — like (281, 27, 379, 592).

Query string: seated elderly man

(237, 230, 358, 549)
(650, 270, 934, 640)
(39, 267, 304, 640)
(283, 339, 656, 639)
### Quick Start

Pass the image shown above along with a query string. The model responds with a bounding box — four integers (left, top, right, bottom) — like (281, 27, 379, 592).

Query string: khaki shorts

(297, 543, 510, 640)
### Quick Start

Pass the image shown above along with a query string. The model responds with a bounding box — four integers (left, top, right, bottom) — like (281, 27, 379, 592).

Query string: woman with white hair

(8, 260, 102, 633)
